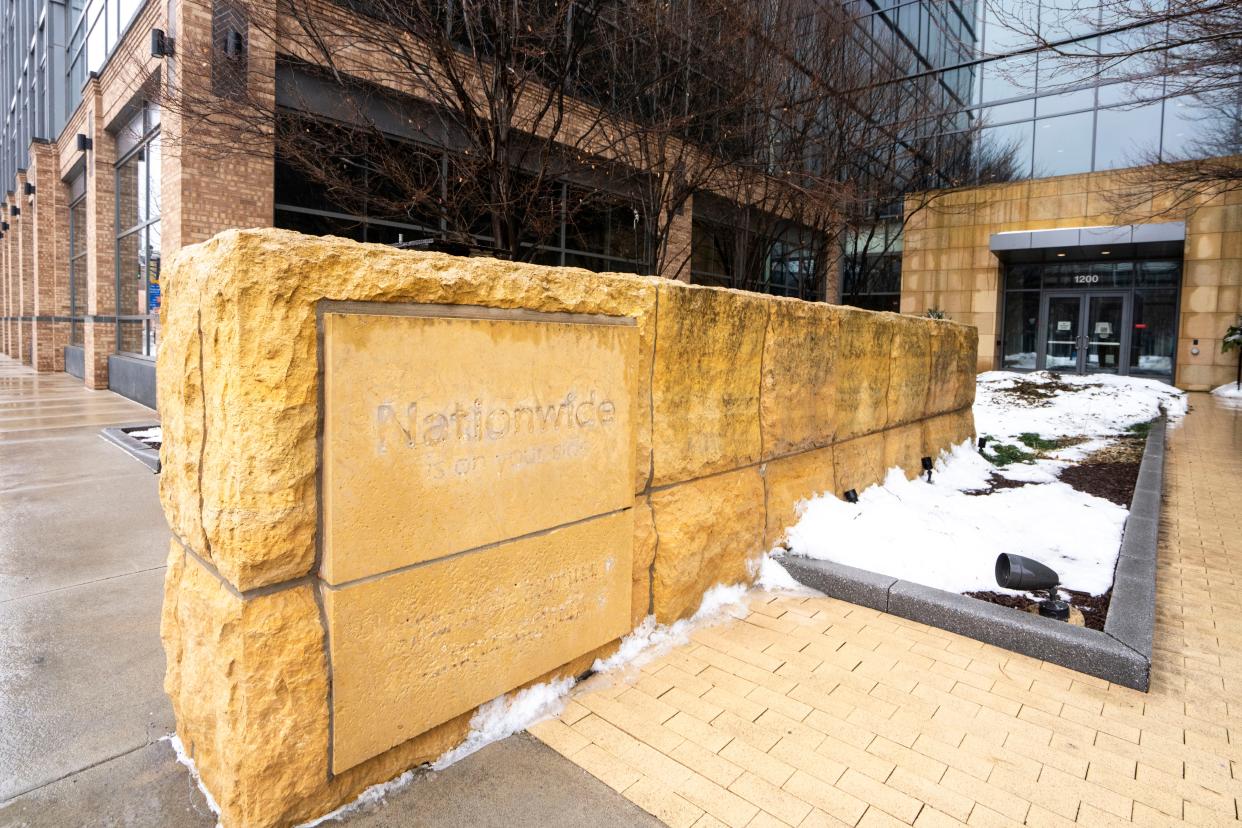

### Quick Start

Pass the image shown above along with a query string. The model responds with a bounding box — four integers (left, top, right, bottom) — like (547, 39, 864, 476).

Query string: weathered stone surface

(883, 422, 925, 481)
(632, 496, 656, 624)
(925, 322, 979, 417)
(763, 447, 835, 549)
(650, 467, 765, 621)
(158, 230, 658, 591)
(325, 512, 632, 772)
(832, 432, 887, 496)
(922, 408, 976, 459)
(887, 315, 931, 428)
(321, 309, 636, 584)
(834, 310, 896, 442)
(651, 283, 767, 486)
(760, 299, 841, 458)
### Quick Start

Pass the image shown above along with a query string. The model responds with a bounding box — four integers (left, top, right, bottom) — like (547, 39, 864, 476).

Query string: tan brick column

(15, 172, 35, 365)
(2, 195, 12, 357)
(29, 141, 68, 372)
(658, 192, 694, 282)
(161, 0, 275, 256)
(83, 88, 117, 390)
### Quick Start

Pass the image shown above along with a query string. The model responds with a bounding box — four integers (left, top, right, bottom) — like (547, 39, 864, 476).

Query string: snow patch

(1211, 382, 1242, 403)
(786, 444, 1128, 595)
(754, 554, 806, 592)
(975, 371, 1185, 443)
(127, 425, 163, 442)
(165, 734, 222, 825)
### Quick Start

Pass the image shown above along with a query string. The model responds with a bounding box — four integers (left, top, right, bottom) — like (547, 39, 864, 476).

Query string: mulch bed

(964, 587, 1113, 632)
(1058, 461, 1140, 507)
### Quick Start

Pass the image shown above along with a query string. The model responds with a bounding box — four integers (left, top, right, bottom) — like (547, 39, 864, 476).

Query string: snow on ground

(126, 425, 162, 443)
(786, 447, 1127, 595)
(784, 372, 1184, 598)
(975, 371, 1186, 444)
(1212, 381, 1242, 404)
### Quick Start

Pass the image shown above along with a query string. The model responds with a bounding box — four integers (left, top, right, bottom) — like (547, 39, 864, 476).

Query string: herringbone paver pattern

(531, 393, 1242, 826)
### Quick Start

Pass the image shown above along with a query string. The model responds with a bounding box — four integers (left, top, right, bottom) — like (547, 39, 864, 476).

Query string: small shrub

(1126, 420, 1152, 438)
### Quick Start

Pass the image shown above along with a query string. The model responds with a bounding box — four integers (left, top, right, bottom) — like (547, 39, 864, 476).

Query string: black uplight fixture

(921, 456, 933, 482)
(995, 553, 1070, 621)
(843, 489, 859, 504)
(76, 134, 93, 152)
(9, 204, 19, 216)
(1, 221, 8, 231)
(977, 436, 988, 451)
(23, 182, 34, 196)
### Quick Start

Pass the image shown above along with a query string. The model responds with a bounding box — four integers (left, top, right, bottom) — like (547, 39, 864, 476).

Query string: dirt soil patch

(965, 587, 1112, 632)
(962, 474, 1033, 496)
(1057, 434, 1144, 507)
(999, 373, 1091, 405)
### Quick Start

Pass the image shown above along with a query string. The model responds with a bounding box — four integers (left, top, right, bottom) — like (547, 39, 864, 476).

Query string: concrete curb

(783, 413, 1166, 691)
(100, 424, 162, 473)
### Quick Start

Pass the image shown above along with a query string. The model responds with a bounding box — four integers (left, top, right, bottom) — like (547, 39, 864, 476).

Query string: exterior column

(2, 194, 12, 357)
(30, 141, 68, 372)
(15, 172, 35, 365)
(162, 0, 275, 255)
(658, 192, 693, 282)
(83, 83, 117, 390)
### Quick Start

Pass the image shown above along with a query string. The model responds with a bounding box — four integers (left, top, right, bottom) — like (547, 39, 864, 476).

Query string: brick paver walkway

(531, 393, 1242, 827)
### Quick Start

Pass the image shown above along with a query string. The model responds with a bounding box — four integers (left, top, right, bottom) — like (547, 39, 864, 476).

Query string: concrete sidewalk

(0, 356, 662, 827)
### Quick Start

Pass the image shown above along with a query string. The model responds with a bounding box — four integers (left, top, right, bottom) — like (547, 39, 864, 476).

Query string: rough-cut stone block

(833, 432, 886, 496)
(925, 322, 978, 416)
(158, 230, 658, 591)
(632, 496, 656, 624)
(923, 408, 976, 458)
(763, 446, 835, 549)
(760, 299, 841, 457)
(887, 315, 931, 427)
(833, 310, 895, 442)
(650, 283, 766, 486)
(780, 556, 895, 612)
(883, 422, 925, 481)
(650, 467, 765, 622)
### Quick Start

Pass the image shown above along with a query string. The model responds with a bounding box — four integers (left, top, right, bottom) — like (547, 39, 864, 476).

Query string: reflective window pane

(1137, 260, 1180, 287)
(978, 120, 1033, 180)
(1035, 86, 1095, 117)
(1033, 111, 1093, 176)
(1095, 102, 1163, 170)
(1129, 290, 1177, 377)
(1002, 291, 1040, 369)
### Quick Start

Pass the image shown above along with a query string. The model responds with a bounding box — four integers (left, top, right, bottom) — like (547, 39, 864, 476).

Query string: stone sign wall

(158, 229, 976, 827)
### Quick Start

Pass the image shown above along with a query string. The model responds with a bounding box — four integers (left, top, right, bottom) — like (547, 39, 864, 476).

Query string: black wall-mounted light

(1, 221, 9, 231)
(23, 182, 35, 196)
(843, 489, 859, 504)
(10, 205, 19, 216)
(921, 456, 933, 482)
(223, 28, 244, 58)
(150, 28, 175, 57)
(76, 134, 93, 152)
(977, 436, 988, 451)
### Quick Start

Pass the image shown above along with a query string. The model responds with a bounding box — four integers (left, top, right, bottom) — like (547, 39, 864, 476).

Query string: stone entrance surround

(157, 228, 977, 826)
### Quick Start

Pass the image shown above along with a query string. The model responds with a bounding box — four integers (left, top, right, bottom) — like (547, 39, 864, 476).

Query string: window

(114, 104, 160, 357)
(68, 172, 87, 347)
(1032, 110, 1094, 176)
(1094, 102, 1163, 170)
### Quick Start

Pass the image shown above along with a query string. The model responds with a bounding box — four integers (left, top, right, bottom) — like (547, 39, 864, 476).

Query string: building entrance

(1000, 259, 1179, 383)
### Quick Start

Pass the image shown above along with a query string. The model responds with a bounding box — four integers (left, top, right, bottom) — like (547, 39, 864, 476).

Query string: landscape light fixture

(994, 553, 1070, 621)
(150, 28, 175, 57)
(921, 456, 933, 482)
(843, 489, 859, 504)
(76, 134, 93, 152)
(23, 182, 34, 196)
(977, 436, 988, 451)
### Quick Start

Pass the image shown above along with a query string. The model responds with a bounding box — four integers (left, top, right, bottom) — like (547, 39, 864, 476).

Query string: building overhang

(989, 222, 1186, 263)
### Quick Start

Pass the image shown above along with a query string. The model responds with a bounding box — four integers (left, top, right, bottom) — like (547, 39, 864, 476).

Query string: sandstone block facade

(159, 229, 976, 826)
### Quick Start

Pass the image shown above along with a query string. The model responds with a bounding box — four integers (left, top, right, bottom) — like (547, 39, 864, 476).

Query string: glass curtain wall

(66, 0, 144, 121)
(68, 170, 87, 346)
(114, 104, 161, 357)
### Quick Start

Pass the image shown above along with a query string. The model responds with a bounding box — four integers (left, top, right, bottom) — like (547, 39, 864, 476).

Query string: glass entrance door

(1084, 294, 1126, 374)
(1043, 295, 1082, 371)
(1039, 292, 1130, 374)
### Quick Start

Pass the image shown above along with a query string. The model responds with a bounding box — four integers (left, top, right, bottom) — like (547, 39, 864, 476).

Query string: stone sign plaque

(321, 307, 637, 584)
(325, 511, 633, 772)
(319, 305, 636, 772)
